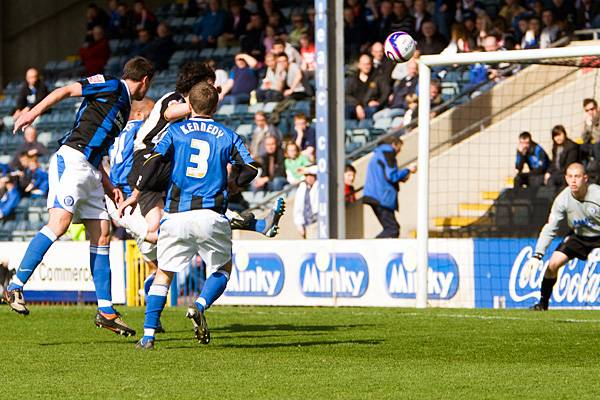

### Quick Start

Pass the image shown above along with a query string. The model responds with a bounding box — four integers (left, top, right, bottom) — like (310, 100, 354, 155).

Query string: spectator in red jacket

(79, 25, 110, 75)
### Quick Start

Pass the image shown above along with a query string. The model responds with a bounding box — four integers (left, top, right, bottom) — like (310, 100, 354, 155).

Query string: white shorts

(157, 209, 232, 274)
(106, 197, 157, 261)
(47, 146, 109, 223)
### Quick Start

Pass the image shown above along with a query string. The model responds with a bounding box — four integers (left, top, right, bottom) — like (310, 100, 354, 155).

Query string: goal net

(415, 45, 600, 309)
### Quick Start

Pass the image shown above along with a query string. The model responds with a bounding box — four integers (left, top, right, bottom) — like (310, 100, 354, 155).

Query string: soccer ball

(384, 31, 416, 63)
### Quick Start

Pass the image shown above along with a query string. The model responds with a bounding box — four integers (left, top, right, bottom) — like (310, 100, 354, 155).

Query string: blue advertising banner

(474, 238, 600, 308)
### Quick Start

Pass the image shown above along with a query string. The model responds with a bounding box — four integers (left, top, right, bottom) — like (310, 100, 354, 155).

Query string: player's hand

(522, 253, 543, 281)
(117, 196, 138, 218)
(355, 105, 366, 120)
(13, 110, 36, 134)
(112, 188, 124, 206)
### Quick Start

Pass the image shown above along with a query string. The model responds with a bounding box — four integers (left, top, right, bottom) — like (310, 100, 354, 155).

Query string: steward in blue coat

(363, 137, 415, 238)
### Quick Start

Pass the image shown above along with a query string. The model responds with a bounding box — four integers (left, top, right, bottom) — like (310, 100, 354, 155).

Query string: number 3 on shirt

(186, 139, 211, 178)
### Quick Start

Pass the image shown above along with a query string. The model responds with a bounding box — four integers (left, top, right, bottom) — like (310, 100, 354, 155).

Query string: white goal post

(415, 45, 600, 308)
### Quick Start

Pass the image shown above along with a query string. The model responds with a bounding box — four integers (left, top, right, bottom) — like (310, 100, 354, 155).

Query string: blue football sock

(254, 219, 266, 233)
(144, 272, 156, 298)
(8, 226, 57, 291)
(196, 271, 229, 311)
(90, 245, 114, 313)
(144, 284, 169, 336)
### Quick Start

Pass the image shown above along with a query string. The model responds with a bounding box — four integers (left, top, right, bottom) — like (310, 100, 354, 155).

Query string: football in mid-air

(384, 31, 416, 63)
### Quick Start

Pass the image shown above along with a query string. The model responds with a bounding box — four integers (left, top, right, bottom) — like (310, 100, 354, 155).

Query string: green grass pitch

(1, 305, 600, 399)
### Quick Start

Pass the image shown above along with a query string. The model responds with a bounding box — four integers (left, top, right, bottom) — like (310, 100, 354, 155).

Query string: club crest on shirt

(589, 207, 598, 215)
(87, 74, 105, 84)
(64, 196, 75, 206)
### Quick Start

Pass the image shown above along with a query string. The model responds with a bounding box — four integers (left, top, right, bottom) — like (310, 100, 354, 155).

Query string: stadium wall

(215, 239, 600, 309)
(5, 239, 600, 309)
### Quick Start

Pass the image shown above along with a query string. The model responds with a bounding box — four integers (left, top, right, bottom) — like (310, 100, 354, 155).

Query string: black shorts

(128, 150, 172, 216)
(128, 150, 172, 193)
(137, 189, 164, 217)
(556, 234, 600, 260)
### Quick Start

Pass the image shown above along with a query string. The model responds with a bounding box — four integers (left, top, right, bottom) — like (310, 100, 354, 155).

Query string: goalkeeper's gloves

(522, 253, 543, 281)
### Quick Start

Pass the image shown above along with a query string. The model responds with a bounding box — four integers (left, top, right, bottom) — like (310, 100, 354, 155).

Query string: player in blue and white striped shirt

(5, 57, 154, 337)
(120, 82, 259, 349)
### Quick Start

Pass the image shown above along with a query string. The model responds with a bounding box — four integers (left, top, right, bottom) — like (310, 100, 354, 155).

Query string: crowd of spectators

(514, 98, 600, 193)
(0, 125, 49, 221)
(342, 0, 599, 127)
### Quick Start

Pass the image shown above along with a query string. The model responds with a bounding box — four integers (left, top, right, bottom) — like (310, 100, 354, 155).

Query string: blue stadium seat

(248, 102, 264, 113)
(226, 46, 241, 56)
(345, 119, 358, 130)
(199, 48, 214, 59)
(236, 124, 253, 139)
(292, 100, 310, 115)
(263, 102, 278, 113)
(217, 104, 235, 115)
(345, 142, 361, 153)
(373, 118, 392, 130)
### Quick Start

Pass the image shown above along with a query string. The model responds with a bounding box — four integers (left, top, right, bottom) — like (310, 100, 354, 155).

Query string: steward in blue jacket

(363, 137, 415, 238)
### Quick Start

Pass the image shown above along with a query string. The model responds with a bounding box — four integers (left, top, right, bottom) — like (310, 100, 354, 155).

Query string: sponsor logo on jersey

(225, 252, 284, 297)
(509, 246, 600, 305)
(299, 253, 368, 297)
(87, 74, 105, 84)
(385, 252, 459, 299)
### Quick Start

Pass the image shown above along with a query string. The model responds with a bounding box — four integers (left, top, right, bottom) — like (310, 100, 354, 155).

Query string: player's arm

(230, 133, 259, 190)
(534, 197, 566, 257)
(119, 127, 174, 216)
(99, 160, 123, 205)
(164, 101, 191, 122)
(13, 82, 82, 133)
(382, 151, 411, 183)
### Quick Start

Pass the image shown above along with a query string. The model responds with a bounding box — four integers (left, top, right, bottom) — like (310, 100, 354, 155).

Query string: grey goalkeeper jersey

(535, 184, 600, 255)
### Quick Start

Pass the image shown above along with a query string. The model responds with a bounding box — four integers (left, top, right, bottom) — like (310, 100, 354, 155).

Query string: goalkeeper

(525, 163, 600, 310)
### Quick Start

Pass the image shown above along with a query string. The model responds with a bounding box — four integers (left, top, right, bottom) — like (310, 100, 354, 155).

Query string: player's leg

(84, 218, 136, 336)
(136, 268, 174, 350)
(187, 211, 233, 344)
(4, 150, 75, 314)
(138, 213, 195, 349)
(531, 250, 569, 311)
(4, 208, 72, 315)
(227, 197, 286, 237)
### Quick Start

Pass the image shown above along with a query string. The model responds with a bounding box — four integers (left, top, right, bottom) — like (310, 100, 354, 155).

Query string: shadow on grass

(213, 323, 373, 334)
(164, 339, 383, 350)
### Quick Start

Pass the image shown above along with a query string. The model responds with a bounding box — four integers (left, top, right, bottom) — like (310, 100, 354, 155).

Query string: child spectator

(284, 142, 310, 185)
(292, 165, 319, 239)
(0, 176, 22, 221)
(291, 113, 316, 161)
(299, 33, 316, 75)
(23, 155, 49, 199)
(344, 164, 357, 203)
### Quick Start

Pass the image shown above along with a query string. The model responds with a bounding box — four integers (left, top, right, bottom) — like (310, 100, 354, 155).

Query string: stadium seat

(199, 48, 214, 59)
(236, 124, 253, 139)
(263, 102, 278, 113)
(217, 104, 235, 115)
(345, 119, 358, 130)
(345, 142, 361, 153)
(248, 102, 264, 113)
(373, 118, 392, 130)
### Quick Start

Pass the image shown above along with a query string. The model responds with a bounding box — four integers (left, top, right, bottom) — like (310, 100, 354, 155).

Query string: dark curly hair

(175, 61, 216, 95)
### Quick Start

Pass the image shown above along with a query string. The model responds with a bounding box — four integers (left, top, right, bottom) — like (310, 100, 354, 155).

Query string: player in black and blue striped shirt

(5, 57, 154, 337)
